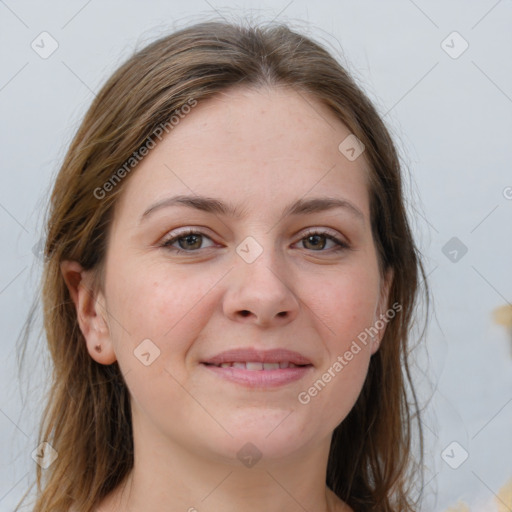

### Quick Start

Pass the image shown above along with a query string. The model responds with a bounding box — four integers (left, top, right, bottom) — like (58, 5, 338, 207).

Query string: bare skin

(96, 481, 353, 512)
(63, 85, 390, 512)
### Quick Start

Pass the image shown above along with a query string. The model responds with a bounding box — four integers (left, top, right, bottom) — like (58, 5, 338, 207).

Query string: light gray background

(1, 1, 511, 511)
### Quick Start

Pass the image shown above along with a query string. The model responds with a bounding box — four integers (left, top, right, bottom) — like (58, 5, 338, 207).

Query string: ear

(370, 268, 394, 355)
(60, 260, 117, 365)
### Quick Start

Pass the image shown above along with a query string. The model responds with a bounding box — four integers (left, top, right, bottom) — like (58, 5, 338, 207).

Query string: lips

(209, 361, 302, 370)
(201, 348, 313, 368)
(201, 348, 314, 387)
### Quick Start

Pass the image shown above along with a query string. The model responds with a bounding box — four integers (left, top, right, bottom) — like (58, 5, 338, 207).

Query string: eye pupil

(304, 234, 326, 250)
(179, 234, 202, 250)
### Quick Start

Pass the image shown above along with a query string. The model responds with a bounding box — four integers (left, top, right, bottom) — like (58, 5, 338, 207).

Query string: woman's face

(82, 86, 392, 464)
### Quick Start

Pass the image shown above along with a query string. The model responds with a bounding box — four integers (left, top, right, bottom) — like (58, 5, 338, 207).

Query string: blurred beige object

(493, 305, 512, 357)
(493, 305, 512, 327)
(444, 501, 470, 512)
(496, 477, 512, 512)
(441, 477, 512, 511)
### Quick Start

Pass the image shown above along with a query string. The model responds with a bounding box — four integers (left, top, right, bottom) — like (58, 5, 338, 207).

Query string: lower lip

(201, 363, 313, 388)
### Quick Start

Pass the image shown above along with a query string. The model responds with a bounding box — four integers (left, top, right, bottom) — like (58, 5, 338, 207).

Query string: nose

(222, 244, 300, 327)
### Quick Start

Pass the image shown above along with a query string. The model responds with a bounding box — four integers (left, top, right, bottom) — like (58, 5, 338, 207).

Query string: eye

(159, 228, 350, 255)
(160, 229, 216, 253)
(297, 229, 350, 252)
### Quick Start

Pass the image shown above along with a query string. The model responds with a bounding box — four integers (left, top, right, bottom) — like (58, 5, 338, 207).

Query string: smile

(201, 361, 314, 388)
(203, 361, 307, 370)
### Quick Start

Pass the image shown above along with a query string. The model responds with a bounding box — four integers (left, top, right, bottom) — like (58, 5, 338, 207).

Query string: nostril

(240, 310, 251, 317)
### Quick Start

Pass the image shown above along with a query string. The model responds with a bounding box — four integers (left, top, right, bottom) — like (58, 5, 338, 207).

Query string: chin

(199, 409, 325, 467)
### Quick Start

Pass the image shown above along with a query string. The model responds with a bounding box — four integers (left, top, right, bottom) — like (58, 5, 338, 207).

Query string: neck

(99, 416, 344, 512)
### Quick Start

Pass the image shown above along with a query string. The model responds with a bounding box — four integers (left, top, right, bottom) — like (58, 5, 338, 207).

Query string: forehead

(113, 85, 371, 226)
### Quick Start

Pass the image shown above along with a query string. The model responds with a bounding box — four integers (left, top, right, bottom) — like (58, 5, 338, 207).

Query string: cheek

(105, 264, 220, 372)
(312, 354, 371, 432)
(305, 263, 380, 350)
(104, 266, 218, 423)
(296, 264, 378, 421)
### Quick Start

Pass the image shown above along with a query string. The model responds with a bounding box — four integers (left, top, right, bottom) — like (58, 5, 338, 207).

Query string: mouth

(200, 348, 314, 388)
(202, 361, 310, 370)
(201, 347, 313, 366)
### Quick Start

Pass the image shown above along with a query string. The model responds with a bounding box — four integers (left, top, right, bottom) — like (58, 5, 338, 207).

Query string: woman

(18, 19, 429, 512)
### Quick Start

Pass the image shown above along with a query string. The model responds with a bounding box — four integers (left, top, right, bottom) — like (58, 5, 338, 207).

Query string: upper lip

(202, 348, 313, 366)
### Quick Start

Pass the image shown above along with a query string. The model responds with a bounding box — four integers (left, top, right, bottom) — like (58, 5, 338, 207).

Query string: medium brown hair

(17, 18, 430, 512)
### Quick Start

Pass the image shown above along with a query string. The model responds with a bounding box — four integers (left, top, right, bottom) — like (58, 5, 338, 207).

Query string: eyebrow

(139, 194, 365, 224)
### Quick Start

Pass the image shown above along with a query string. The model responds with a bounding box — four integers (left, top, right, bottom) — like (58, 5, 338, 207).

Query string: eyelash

(160, 228, 350, 255)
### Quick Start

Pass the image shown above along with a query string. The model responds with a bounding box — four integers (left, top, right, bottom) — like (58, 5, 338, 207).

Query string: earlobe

(60, 260, 117, 365)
